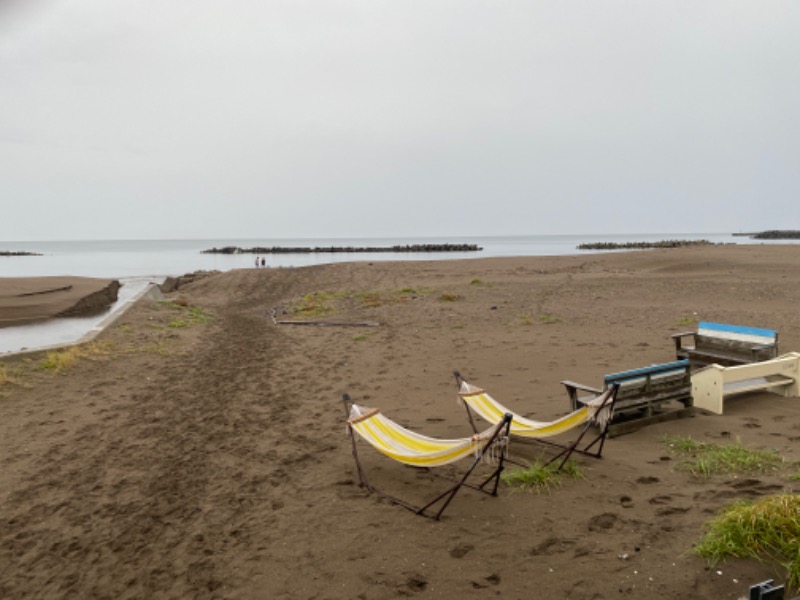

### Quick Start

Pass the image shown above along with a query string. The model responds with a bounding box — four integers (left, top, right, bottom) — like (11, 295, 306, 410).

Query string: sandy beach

(1, 245, 799, 599)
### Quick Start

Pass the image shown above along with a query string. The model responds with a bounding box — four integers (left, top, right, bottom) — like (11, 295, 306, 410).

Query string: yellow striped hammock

(344, 394, 512, 520)
(454, 372, 619, 467)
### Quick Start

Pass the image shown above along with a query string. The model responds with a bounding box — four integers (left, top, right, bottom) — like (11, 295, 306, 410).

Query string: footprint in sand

(471, 574, 501, 589)
(587, 512, 621, 532)
(636, 476, 660, 484)
(449, 542, 474, 559)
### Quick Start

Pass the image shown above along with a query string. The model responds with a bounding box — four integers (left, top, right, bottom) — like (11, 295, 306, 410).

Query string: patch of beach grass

(352, 333, 370, 342)
(439, 292, 462, 302)
(165, 303, 211, 328)
(0, 364, 19, 387)
(470, 278, 483, 286)
(37, 341, 119, 373)
(289, 288, 433, 316)
(539, 314, 561, 324)
(663, 435, 783, 479)
(519, 314, 533, 326)
(501, 459, 582, 493)
(38, 347, 82, 373)
(677, 315, 699, 326)
(695, 494, 800, 590)
(289, 291, 344, 317)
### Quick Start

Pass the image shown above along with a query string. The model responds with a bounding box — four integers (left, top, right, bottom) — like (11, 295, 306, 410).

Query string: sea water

(1, 233, 796, 354)
(0, 233, 789, 280)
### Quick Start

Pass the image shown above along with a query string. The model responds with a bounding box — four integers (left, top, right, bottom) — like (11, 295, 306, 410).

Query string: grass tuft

(439, 292, 462, 302)
(501, 460, 582, 493)
(695, 494, 800, 590)
(663, 435, 783, 478)
(0, 364, 18, 387)
(539, 314, 561, 324)
(38, 347, 82, 373)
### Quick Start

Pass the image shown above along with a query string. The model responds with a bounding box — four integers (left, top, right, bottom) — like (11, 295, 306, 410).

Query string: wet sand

(1, 245, 799, 599)
(0, 276, 120, 328)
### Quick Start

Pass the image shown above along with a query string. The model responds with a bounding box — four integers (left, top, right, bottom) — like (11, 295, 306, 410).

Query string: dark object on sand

(749, 579, 785, 600)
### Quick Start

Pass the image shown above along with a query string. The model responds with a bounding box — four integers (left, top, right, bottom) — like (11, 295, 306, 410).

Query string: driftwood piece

(275, 320, 380, 327)
(16, 285, 73, 297)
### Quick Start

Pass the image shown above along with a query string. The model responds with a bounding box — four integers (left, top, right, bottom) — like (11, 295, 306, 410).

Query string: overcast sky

(1, 1, 798, 241)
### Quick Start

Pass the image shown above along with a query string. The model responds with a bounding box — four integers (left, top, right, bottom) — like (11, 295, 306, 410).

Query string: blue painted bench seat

(562, 359, 693, 436)
(672, 321, 779, 368)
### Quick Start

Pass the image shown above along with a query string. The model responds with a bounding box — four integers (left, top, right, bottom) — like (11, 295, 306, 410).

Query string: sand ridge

(1, 245, 799, 599)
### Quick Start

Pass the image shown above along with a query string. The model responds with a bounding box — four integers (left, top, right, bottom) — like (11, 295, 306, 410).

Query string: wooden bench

(691, 352, 800, 415)
(672, 321, 778, 368)
(562, 360, 693, 437)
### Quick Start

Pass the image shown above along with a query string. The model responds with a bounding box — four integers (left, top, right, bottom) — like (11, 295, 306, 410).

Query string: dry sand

(1, 245, 799, 599)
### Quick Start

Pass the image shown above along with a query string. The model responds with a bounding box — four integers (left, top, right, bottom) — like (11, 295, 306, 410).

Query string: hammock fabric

(457, 379, 615, 437)
(347, 403, 509, 467)
(343, 394, 512, 520)
(454, 373, 619, 466)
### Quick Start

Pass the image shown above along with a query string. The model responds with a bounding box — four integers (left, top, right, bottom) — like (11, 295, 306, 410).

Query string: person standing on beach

(261, 257, 266, 268)
(255, 256, 260, 268)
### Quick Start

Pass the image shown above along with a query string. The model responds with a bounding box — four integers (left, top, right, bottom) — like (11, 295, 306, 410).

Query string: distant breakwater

(577, 239, 714, 250)
(202, 244, 482, 254)
(1, 251, 41, 257)
(749, 230, 800, 240)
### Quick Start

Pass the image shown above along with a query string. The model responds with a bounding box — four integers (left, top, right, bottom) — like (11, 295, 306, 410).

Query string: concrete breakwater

(202, 243, 482, 254)
(750, 230, 800, 240)
(577, 239, 714, 250)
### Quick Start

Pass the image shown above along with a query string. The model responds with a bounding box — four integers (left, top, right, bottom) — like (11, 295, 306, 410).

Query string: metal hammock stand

(343, 393, 513, 520)
(454, 372, 620, 471)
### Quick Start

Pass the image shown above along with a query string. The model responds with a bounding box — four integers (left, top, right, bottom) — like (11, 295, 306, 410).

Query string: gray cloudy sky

(1, 1, 798, 241)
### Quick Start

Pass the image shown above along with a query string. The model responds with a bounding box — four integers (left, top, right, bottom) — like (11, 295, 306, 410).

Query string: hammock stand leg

(344, 394, 426, 514)
(417, 413, 512, 520)
(454, 371, 479, 434)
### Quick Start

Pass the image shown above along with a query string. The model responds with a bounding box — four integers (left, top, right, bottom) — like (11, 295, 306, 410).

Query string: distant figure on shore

(261, 257, 266, 268)
(255, 256, 260, 268)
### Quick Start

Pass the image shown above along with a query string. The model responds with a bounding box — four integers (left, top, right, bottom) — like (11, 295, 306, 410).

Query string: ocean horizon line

(2, 231, 744, 244)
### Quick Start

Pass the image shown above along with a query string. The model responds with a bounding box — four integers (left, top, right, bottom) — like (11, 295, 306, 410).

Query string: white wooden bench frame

(691, 352, 800, 415)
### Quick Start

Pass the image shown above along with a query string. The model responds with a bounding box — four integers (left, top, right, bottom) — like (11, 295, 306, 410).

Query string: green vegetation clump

(289, 292, 341, 317)
(695, 494, 800, 590)
(162, 302, 210, 328)
(0, 364, 18, 387)
(470, 279, 483, 286)
(439, 292, 462, 302)
(288, 288, 435, 316)
(501, 460, 582, 493)
(37, 341, 117, 373)
(677, 316, 698, 326)
(539, 314, 561, 324)
(663, 435, 783, 478)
